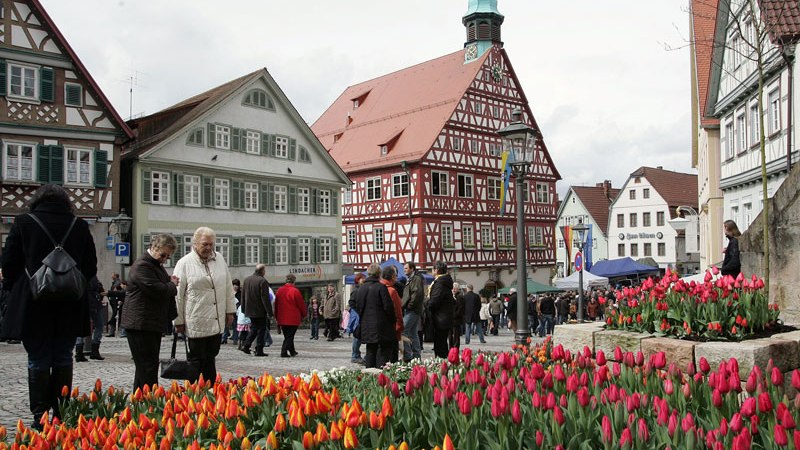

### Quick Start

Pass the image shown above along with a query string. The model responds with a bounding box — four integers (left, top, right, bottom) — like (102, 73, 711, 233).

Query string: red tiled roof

(572, 184, 621, 236)
(761, 0, 800, 45)
(630, 167, 698, 219)
(311, 49, 491, 172)
(691, 0, 720, 127)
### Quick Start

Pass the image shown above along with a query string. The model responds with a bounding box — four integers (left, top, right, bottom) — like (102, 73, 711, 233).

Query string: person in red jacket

(274, 274, 307, 358)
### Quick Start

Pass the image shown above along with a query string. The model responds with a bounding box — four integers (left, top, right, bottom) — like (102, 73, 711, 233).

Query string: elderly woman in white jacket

(173, 227, 236, 385)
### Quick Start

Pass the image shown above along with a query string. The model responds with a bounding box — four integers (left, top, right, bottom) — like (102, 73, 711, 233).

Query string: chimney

(657, 166, 663, 170)
(603, 180, 612, 200)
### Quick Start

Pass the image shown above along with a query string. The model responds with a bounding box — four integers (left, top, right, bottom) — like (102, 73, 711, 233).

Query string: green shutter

(332, 239, 339, 263)
(265, 238, 275, 265)
(261, 134, 270, 156)
(202, 176, 213, 207)
(231, 128, 242, 151)
(37, 145, 51, 183)
(289, 237, 298, 264)
(269, 134, 277, 157)
(93, 149, 108, 187)
(331, 190, 339, 215)
(288, 138, 297, 160)
(313, 238, 320, 263)
(172, 236, 184, 261)
(288, 186, 297, 213)
(65, 84, 82, 106)
(232, 237, 244, 266)
(232, 181, 243, 210)
(311, 188, 318, 215)
(267, 184, 275, 211)
(259, 182, 269, 211)
(207, 123, 216, 148)
(141, 234, 152, 255)
(39, 67, 54, 102)
(49, 145, 64, 184)
(0, 59, 6, 96)
(142, 170, 152, 203)
(174, 173, 184, 205)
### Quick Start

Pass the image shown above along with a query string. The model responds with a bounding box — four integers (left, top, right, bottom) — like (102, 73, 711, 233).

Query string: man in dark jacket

(449, 283, 464, 349)
(240, 264, 272, 356)
(401, 261, 424, 362)
(428, 260, 454, 358)
(506, 289, 518, 332)
(349, 273, 366, 364)
(354, 263, 396, 368)
(463, 284, 485, 344)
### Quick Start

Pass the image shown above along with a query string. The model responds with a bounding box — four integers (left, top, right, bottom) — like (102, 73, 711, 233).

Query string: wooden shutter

(172, 236, 184, 261)
(231, 128, 242, 151)
(207, 123, 216, 148)
(265, 238, 275, 265)
(232, 237, 245, 266)
(232, 181, 243, 210)
(259, 182, 269, 211)
(142, 170, 152, 203)
(269, 134, 277, 157)
(311, 188, 318, 214)
(37, 145, 51, 183)
(141, 234, 152, 255)
(39, 67, 54, 102)
(312, 238, 320, 263)
(202, 176, 213, 207)
(93, 149, 108, 187)
(288, 186, 297, 213)
(331, 238, 339, 263)
(267, 184, 275, 211)
(65, 84, 82, 106)
(288, 138, 297, 160)
(0, 59, 6, 96)
(331, 190, 339, 215)
(173, 173, 184, 206)
(261, 134, 270, 156)
(49, 146, 64, 184)
(289, 237, 298, 264)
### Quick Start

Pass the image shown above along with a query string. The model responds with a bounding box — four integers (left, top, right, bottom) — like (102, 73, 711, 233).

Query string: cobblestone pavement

(0, 327, 530, 429)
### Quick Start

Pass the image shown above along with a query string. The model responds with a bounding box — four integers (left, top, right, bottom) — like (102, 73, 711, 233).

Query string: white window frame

(298, 187, 310, 214)
(463, 224, 475, 247)
(457, 174, 473, 198)
(343, 185, 353, 205)
(244, 182, 259, 211)
(7, 62, 38, 100)
(245, 130, 261, 155)
(536, 182, 550, 204)
(643, 212, 651, 227)
(657, 242, 666, 257)
(65, 147, 93, 186)
(529, 226, 545, 247)
(64, 82, 83, 107)
(182, 236, 193, 258)
(151, 171, 170, 205)
(481, 225, 493, 248)
(245, 237, 260, 265)
(617, 214, 625, 228)
(643, 188, 650, 199)
(366, 177, 382, 201)
(2, 141, 36, 181)
(736, 111, 746, 153)
(275, 136, 289, 158)
(392, 173, 409, 198)
(629, 189, 636, 200)
(768, 88, 781, 134)
(431, 171, 448, 196)
(487, 177, 501, 200)
(441, 224, 454, 248)
(452, 137, 462, 151)
(319, 189, 331, 215)
(319, 237, 332, 263)
(275, 237, 288, 265)
(629, 213, 638, 227)
(373, 227, 385, 251)
(273, 185, 287, 213)
(656, 211, 665, 227)
(215, 237, 229, 262)
(618, 243, 625, 257)
(743, 202, 752, 225)
(749, 102, 760, 146)
(644, 243, 652, 257)
(184, 175, 201, 207)
(215, 124, 230, 150)
(298, 237, 311, 264)
(346, 228, 357, 252)
(214, 178, 230, 209)
(724, 120, 734, 159)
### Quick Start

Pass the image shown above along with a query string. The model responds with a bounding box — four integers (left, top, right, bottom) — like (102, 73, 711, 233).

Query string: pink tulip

(794, 430, 800, 449)
(652, 352, 666, 369)
(554, 406, 565, 425)
(637, 418, 649, 442)
(511, 399, 522, 424)
(461, 347, 472, 367)
(773, 367, 785, 387)
(668, 413, 678, 437)
(472, 389, 483, 407)
(700, 357, 711, 374)
(663, 379, 674, 395)
(682, 412, 695, 433)
(775, 424, 789, 446)
(532, 391, 541, 409)
(554, 364, 566, 382)
(391, 382, 400, 398)
(566, 373, 579, 393)
(596, 350, 607, 366)
(758, 392, 773, 413)
(619, 427, 632, 447)
(740, 397, 756, 417)
(536, 431, 544, 447)
(782, 408, 796, 430)
(711, 265, 720, 275)
(712, 389, 723, 408)
(601, 415, 613, 442)
(793, 370, 800, 391)
(720, 417, 729, 436)
(447, 347, 459, 365)
(635, 351, 645, 367)
(577, 387, 590, 407)
(730, 413, 744, 432)
(614, 346, 623, 362)
(745, 372, 758, 394)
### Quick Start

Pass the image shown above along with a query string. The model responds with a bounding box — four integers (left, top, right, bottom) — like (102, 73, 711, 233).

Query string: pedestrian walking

(401, 261, 424, 362)
(379, 266, 404, 364)
(449, 283, 464, 349)
(322, 284, 342, 341)
(353, 263, 396, 368)
(274, 274, 307, 358)
(463, 284, 485, 344)
(239, 264, 272, 357)
(428, 261, 454, 358)
(348, 273, 366, 364)
(309, 295, 321, 340)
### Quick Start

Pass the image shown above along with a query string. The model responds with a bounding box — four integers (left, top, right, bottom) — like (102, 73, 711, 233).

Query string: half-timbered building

(123, 69, 351, 295)
(0, 0, 134, 282)
(312, 0, 560, 292)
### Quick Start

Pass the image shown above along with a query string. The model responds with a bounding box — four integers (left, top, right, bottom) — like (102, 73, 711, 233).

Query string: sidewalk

(0, 327, 527, 429)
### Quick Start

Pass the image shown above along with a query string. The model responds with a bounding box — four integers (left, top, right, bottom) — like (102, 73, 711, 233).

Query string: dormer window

(353, 99, 359, 109)
(380, 145, 388, 155)
(378, 129, 403, 157)
(334, 133, 343, 143)
(350, 90, 370, 111)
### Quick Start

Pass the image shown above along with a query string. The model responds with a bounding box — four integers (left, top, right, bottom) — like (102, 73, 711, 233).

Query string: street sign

(115, 242, 130, 264)
(574, 251, 583, 272)
(105, 235, 115, 250)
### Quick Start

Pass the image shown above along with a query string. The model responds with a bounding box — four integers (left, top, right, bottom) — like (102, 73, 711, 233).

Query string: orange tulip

(314, 422, 329, 443)
(343, 426, 358, 449)
(443, 433, 455, 450)
(274, 414, 287, 433)
(309, 373, 322, 391)
(382, 396, 394, 417)
(241, 436, 252, 450)
(95, 379, 103, 393)
(182, 419, 196, 438)
(217, 422, 228, 441)
(302, 431, 314, 449)
(235, 420, 246, 439)
(197, 413, 210, 430)
(266, 430, 279, 449)
(398, 442, 410, 450)
(329, 420, 343, 440)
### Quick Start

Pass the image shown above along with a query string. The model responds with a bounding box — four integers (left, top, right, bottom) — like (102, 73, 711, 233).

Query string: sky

(41, 0, 695, 198)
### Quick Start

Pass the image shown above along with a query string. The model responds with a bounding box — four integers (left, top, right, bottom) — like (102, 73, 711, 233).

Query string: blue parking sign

(115, 242, 130, 257)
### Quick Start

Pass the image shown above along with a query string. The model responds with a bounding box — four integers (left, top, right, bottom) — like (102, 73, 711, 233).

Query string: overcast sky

(41, 0, 695, 197)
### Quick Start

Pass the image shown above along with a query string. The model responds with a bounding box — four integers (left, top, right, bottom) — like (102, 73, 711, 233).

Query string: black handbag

(160, 334, 199, 381)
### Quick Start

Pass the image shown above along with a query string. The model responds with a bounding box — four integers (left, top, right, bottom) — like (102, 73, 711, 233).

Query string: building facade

(0, 0, 133, 283)
(312, 1, 561, 294)
(607, 167, 699, 276)
(123, 69, 350, 295)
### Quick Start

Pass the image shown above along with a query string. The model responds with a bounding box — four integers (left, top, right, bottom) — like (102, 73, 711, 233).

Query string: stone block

(552, 322, 604, 355)
(594, 330, 654, 360)
(641, 338, 697, 372)
(695, 338, 800, 379)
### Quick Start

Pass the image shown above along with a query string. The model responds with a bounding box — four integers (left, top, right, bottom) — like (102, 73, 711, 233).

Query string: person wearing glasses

(120, 233, 180, 392)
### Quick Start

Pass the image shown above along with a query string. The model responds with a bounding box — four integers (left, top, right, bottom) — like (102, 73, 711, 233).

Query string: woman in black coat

(354, 263, 396, 368)
(721, 219, 742, 277)
(0, 184, 97, 429)
(428, 261, 454, 358)
(121, 234, 179, 392)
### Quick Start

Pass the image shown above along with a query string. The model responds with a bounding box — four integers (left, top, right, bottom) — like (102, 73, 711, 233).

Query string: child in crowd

(309, 296, 320, 340)
(236, 303, 251, 351)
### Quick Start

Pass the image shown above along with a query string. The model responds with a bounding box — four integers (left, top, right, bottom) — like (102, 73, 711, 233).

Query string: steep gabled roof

(691, 0, 720, 128)
(760, 0, 800, 45)
(629, 166, 698, 219)
(29, 0, 133, 140)
(311, 49, 491, 172)
(572, 184, 621, 236)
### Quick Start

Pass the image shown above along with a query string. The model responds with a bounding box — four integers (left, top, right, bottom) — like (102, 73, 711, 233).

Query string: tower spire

(463, 0, 504, 62)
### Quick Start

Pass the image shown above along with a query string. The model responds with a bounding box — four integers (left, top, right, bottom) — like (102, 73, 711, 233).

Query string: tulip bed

(2, 335, 800, 450)
(604, 270, 780, 341)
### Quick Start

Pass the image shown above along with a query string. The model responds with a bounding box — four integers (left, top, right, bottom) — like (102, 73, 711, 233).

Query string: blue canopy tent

(588, 257, 660, 279)
(343, 257, 435, 285)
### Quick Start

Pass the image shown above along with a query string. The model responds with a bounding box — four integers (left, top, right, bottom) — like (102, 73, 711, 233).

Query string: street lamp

(572, 220, 589, 322)
(110, 209, 133, 242)
(497, 108, 537, 345)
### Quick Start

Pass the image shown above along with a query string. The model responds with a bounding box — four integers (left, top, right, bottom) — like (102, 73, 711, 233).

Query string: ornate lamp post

(111, 209, 133, 242)
(572, 220, 589, 322)
(497, 109, 537, 345)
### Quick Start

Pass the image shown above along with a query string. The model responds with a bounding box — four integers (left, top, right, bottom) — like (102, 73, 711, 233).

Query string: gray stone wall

(740, 162, 800, 325)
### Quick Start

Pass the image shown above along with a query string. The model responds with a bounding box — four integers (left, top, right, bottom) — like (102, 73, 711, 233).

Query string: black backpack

(25, 214, 87, 303)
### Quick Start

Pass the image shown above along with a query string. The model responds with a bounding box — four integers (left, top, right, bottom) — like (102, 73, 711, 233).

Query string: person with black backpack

(0, 184, 97, 430)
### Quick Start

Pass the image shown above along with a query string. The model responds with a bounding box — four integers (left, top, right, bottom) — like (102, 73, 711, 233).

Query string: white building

(607, 167, 699, 275)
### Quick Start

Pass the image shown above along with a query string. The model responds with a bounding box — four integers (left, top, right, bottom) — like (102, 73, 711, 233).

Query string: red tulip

(712, 389, 723, 408)
(758, 392, 773, 413)
(511, 399, 522, 424)
(614, 347, 623, 362)
(596, 350, 607, 366)
(668, 413, 678, 437)
(536, 431, 544, 447)
(745, 372, 758, 394)
(682, 412, 696, 433)
(730, 413, 744, 432)
(782, 408, 796, 429)
(343, 426, 358, 449)
(637, 418, 649, 442)
(652, 352, 666, 370)
(792, 370, 800, 391)
(775, 425, 789, 446)
(577, 387, 590, 407)
(302, 431, 314, 449)
(448, 347, 460, 365)
(619, 427, 632, 447)
(772, 367, 785, 387)
(740, 397, 756, 417)
(601, 415, 613, 442)
(700, 357, 711, 374)
(794, 430, 800, 449)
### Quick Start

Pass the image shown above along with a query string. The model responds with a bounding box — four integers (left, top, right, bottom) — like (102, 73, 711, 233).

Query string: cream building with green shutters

(122, 69, 350, 292)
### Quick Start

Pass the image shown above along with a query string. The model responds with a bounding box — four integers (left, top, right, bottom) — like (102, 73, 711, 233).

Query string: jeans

(310, 318, 320, 339)
(528, 314, 539, 335)
(402, 311, 421, 361)
(351, 336, 362, 359)
(125, 329, 161, 392)
(539, 314, 555, 337)
(187, 334, 221, 385)
(24, 336, 75, 370)
(465, 321, 485, 344)
(490, 314, 500, 335)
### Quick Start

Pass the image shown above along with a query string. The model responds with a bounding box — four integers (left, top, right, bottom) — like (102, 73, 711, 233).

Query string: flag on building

(561, 225, 573, 275)
(499, 150, 514, 214)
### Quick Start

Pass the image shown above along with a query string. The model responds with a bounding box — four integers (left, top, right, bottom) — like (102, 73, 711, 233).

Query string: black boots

(89, 343, 104, 360)
(28, 368, 51, 431)
(50, 366, 72, 421)
(74, 343, 87, 362)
